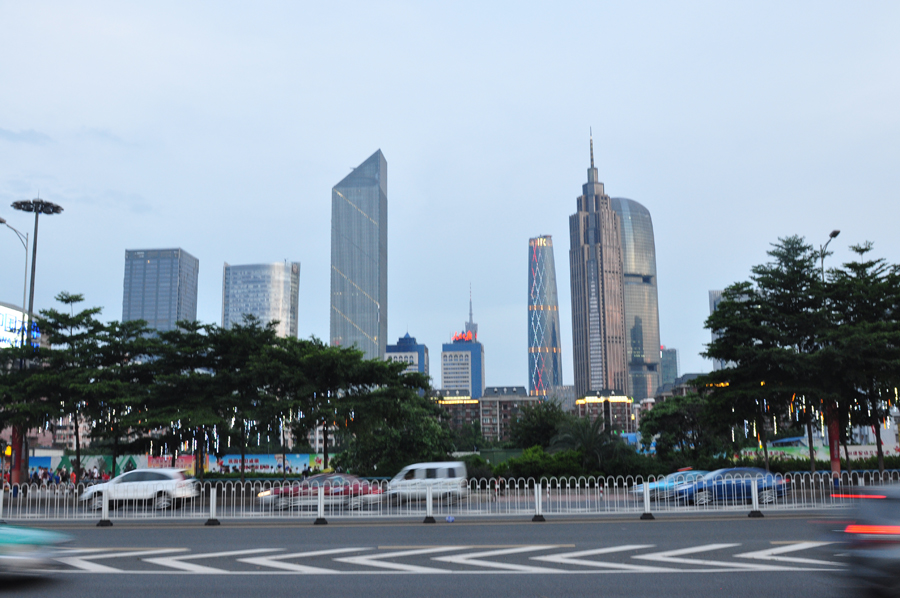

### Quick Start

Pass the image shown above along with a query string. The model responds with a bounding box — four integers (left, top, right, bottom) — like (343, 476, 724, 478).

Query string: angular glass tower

(610, 197, 660, 400)
(569, 138, 627, 399)
(330, 150, 388, 360)
(123, 248, 199, 333)
(528, 235, 562, 396)
(222, 262, 300, 338)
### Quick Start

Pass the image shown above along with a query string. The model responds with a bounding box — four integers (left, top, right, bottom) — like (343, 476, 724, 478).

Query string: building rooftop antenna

(589, 127, 594, 169)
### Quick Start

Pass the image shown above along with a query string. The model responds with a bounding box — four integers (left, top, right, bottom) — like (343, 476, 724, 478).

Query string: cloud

(0, 128, 53, 145)
(76, 127, 139, 148)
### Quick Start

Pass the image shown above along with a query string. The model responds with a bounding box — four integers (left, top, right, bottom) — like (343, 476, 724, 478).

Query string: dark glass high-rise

(330, 150, 387, 360)
(122, 248, 199, 332)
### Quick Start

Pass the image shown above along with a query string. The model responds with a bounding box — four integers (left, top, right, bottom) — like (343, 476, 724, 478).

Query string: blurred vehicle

(79, 468, 199, 510)
(0, 525, 69, 573)
(673, 467, 789, 505)
(256, 473, 383, 510)
(839, 484, 900, 596)
(386, 461, 468, 502)
(630, 469, 709, 500)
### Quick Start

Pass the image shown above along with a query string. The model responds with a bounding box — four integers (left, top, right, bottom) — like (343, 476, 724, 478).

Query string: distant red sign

(452, 331, 476, 342)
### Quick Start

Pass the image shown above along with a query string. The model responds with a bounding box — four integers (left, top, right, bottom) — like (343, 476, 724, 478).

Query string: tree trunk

(281, 421, 287, 482)
(112, 429, 119, 479)
(239, 419, 247, 483)
(322, 419, 329, 470)
(806, 416, 816, 473)
(874, 419, 885, 474)
(73, 412, 82, 485)
(757, 404, 770, 472)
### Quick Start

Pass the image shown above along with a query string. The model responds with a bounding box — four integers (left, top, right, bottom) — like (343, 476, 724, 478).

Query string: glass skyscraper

(222, 262, 300, 338)
(330, 150, 388, 360)
(610, 197, 661, 401)
(528, 235, 562, 396)
(569, 138, 627, 399)
(122, 248, 199, 333)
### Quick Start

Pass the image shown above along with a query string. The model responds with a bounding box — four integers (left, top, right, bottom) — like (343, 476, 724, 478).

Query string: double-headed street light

(0, 216, 29, 347)
(8, 198, 63, 486)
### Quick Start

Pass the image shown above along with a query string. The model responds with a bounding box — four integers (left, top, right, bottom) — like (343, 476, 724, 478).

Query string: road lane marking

(336, 547, 463, 572)
(238, 548, 369, 573)
(433, 546, 562, 572)
(735, 542, 843, 566)
(634, 544, 801, 571)
(57, 549, 189, 572)
(532, 545, 678, 572)
(143, 548, 279, 573)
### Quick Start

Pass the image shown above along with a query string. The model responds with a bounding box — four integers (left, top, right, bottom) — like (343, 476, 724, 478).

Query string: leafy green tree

(702, 237, 825, 471)
(549, 416, 630, 473)
(36, 293, 106, 483)
(509, 400, 569, 449)
(638, 393, 731, 461)
(821, 243, 900, 473)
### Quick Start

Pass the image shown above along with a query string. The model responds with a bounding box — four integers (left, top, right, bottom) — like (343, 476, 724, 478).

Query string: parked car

(256, 473, 384, 510)
(839, 484, 900, 595)
(0, 525, 69, 573)
(673, 467, 789, 505)
(386, 461, 468, 502)
(630, 469, 709, 500)
(79, 468, 199, 510)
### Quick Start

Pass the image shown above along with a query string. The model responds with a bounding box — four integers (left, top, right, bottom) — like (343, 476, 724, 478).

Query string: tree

(638, 393, 730, 461)
(549, 416, 630, 473)
(509, 400, 569, 449)
(35, 293, 106, 483)
(702, 237, 825, 471)
(821, 243, 900, 473)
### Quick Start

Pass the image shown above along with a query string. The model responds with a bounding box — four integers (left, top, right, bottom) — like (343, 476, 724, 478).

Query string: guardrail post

(97, 490, 113, 527)
(532, 481, 545, 522)
(424, 489, 436, 524)
(205, 486, 220, 526)
(640, 481, 654, 520)
(749, 478, 763, 518)
(0, 483, 5, 524)
(314, 485, 327, 525)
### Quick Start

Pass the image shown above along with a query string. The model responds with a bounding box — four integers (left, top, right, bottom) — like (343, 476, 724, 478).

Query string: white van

(387, 461, 468, 502)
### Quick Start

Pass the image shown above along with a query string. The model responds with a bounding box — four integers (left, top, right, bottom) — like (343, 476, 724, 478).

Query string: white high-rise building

(222, 262, 300, 338)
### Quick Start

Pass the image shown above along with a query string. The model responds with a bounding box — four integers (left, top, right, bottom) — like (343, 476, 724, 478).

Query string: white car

(79, 469, 199, 510)
(387, 461, 468, 502)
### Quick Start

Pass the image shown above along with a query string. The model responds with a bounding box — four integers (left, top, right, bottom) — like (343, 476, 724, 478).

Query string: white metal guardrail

(2, 470, 899, 525)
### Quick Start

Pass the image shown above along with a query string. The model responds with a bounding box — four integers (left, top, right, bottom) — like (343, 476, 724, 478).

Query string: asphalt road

(2, 513, 858, 598)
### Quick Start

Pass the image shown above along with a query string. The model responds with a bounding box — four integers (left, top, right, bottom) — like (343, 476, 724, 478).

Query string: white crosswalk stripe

(50, 543, 846, 575)
(143, 548, 279, 573)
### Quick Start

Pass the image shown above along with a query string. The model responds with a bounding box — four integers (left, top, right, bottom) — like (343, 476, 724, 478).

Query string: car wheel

(153, 492, 173, 510)
(90, 493, 105, 511)
(759, 489, 776, 504)
(694, 490, 711, 505)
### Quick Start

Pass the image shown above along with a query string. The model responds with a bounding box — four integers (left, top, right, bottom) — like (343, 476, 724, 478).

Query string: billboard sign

(0, 303, 39, 349)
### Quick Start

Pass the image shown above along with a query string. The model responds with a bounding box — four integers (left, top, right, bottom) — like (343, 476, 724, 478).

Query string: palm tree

(549, 416, 621, 472)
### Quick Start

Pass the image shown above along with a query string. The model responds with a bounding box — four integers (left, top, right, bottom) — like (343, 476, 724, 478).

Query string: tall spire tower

(568, 135, 627, 399)
(465, 285, 477, 338)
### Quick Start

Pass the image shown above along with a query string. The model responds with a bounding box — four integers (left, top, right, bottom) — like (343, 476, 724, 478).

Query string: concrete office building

(330, 150, 388, 360)
(610, 197, 661, 401)
(528, 235, 563, 396)
(569, 136, 627, 399)
(222, 262, 300, 338)
(386, 333, 429, 376)
(441, 299, 485, 399)
(123, 248, 199, 332)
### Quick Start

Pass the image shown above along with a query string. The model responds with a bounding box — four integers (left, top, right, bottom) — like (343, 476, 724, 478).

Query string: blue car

(674, 467, 789, 505)
(630, 470, 709, 500)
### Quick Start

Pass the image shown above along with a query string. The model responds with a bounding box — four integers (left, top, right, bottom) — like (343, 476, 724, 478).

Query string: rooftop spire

(590, 127, 594, 169)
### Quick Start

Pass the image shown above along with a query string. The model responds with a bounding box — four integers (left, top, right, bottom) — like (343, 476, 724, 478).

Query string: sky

(1, 2, 899, 389)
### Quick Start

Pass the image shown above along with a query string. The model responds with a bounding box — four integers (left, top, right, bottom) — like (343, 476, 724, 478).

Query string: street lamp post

(0, 217, 29, 348)
(819, 229, 841, 484)
(8, 198, 64, 486)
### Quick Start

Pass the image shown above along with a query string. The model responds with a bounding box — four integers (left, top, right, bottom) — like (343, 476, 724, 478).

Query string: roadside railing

(2, 470, 898, 525)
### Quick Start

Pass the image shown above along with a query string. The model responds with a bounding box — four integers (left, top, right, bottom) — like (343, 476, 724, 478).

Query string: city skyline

(2, 3, 897, 388)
